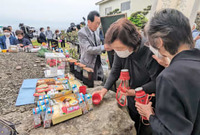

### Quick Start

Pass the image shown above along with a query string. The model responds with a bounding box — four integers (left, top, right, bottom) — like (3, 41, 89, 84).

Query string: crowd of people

(1, 8, 200, 135)
(0, 26, 32, 49)
(78, 9, 200, 135)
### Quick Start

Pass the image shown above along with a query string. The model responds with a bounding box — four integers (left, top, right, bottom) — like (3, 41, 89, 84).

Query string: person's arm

(0, 37, 3, 49)
(142, 50, 164, 94)
(78, 31, 104, 55)
(149, 76, 193, 135)
(104, 54, 122, 90)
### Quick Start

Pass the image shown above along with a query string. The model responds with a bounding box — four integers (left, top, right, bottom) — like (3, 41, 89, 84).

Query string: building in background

(96, 0, 152, 17)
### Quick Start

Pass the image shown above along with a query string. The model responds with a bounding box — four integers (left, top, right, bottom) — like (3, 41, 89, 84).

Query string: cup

(79, 86, 87, 95)
(92, 93, 101, 105)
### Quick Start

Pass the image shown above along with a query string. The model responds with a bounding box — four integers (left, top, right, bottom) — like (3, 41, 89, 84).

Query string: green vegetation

(128, 5, 151, 29)
(107, 8, 121, 15)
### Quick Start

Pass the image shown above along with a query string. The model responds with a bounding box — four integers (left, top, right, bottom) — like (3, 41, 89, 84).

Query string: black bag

(37, 36, 42, 43)
(0, 119, 18, 135)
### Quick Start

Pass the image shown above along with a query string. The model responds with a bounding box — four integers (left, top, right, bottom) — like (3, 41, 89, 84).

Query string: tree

(128, 5, 152, 29)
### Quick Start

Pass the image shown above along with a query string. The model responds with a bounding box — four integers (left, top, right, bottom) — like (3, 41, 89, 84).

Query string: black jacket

(16, 38, 31, 47)
(39, 32, 46, 43)
(150, 49, 200, 135)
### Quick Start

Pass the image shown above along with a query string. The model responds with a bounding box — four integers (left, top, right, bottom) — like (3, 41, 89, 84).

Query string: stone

(33, 64, 37, 67)
(6, 72, 12, 75)
(35, 60, 40, 63)
(16, 66, 22, 70)
(40, 63, 45, 67)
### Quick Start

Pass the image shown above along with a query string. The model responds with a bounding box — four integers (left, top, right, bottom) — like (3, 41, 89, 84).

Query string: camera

(19, 23, 36, 40)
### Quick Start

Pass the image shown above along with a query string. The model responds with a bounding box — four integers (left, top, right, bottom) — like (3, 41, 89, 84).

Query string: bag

(37, 47, 51, 57)
(0, 119, 18, 135)
(37, 36, 42, 43)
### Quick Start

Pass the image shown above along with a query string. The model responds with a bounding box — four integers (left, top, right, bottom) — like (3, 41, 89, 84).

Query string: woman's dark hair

(76, 24, 81, 30)
(55, 30, 59, 33)
(40, 27, 44, 31)
(148, 8, 194, 55)
(3, 27, 11, 32)
(15, 30, 24, 36)
(87, 11, 100, 22)
(80, 22, 86, 26)
(105, 18, 142, 51)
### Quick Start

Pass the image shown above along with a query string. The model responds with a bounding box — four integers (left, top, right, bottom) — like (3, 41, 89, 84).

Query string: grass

(31, 39, 41, 46)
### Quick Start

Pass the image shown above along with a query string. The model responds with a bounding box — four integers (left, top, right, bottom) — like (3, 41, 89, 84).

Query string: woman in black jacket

(93, 18, 164, 134)
(39, 27, 46, 43)
(136, 9, 200, 135)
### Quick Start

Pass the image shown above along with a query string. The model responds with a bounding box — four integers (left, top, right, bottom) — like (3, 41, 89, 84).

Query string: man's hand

(152, 55, 170, 67)
(19, 44, 24, 47)
(135, 102, 154, 120)
(120, 89, 135, 96)
(104, 44, 113, 51)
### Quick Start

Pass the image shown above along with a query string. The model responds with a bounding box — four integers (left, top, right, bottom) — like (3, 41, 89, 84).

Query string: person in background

(52, 30, 60, 47)
(45, 26, 53, 48)
(39, 27, 46, 43)
(78, 11, 112, 81)
(15, 30, 32, 48)
(8, 26, 16, 37)
(80, 22, 86, 28)
(135, 8, 200, 135)
(0, 27, 17, 49)
(60, 30, 66, 48)
(192, 23, 200, 49)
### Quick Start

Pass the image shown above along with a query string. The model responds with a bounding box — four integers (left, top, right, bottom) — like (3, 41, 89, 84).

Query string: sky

(0, 0, 100, 31)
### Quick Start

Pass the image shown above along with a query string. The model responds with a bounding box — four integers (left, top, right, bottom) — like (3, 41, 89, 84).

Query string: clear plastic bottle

(32, 107, 41, 128)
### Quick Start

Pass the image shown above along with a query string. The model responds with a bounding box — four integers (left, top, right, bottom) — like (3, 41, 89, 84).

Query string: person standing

(8, 26, 16, 37)
(136, 8, 200, 135)
(78, 11, 112, 81)
(45, 26, 53, 48)
(39, 27, 46, 43)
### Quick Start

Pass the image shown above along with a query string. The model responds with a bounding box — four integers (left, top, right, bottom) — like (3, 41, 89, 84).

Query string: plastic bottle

(32, 107, 41, 128)
(85, 94, 93, 111)
(43, 107, 54, 128)
(39, 105, 46, 122)
(116, 69, 130, 106)
(135, 87, 150, 120)
(78, 97, 88, 114)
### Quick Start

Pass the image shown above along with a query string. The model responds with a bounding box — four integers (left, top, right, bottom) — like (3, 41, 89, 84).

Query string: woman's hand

(120, 89, 135, 96)
(135, 102, 154, 120)
(92, 88, 108, 100)
(152, 55, 170, 67)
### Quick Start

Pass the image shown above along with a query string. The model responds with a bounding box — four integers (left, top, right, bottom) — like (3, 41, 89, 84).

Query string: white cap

(121, 69, 129, 72)
(135, 87, 143, 92)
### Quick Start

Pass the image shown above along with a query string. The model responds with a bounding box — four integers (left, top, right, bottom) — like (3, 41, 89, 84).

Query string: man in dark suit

(78, 11, 112, 80)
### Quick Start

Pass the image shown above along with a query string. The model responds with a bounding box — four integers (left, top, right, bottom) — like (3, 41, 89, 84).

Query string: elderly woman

(136, 9, 200, 135)
(93, 18, 164, 134)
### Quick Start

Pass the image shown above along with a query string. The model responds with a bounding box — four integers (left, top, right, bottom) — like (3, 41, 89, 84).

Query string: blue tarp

(15, 79, 38, 106)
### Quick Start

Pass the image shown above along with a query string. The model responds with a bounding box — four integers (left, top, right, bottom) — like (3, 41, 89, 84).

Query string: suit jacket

(0, 35, 17, 49)
(78, 26, 102, 69)
(150, 49, 200, 135)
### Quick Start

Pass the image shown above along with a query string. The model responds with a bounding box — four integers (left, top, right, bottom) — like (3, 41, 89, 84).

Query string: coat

(0, 35, 17, 49)
(78, 26, 104, 79)
(149, 49, 200, 135)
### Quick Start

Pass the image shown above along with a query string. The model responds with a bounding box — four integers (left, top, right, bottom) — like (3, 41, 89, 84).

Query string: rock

(33, 64, 37, 67)
(40, 63, 45, 67)
(16, 66, 22, 70)
(6, 72, 12, 75)
(35, 60, 40, 63)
